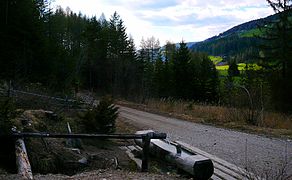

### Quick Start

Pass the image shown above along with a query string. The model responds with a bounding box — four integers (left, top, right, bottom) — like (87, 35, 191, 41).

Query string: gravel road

(118, 105, 292, 177)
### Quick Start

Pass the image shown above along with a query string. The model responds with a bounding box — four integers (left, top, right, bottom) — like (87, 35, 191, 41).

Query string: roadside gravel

(118, 105, 292, 177)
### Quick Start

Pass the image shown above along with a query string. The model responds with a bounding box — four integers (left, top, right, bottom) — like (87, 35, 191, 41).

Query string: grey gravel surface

(118, 105, 292, 177)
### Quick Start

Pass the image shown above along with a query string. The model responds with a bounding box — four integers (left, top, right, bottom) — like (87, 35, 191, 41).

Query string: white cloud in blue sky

(51, 0, 274, 46)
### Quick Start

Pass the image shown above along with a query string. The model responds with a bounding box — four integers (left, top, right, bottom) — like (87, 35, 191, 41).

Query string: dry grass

(115, 117, 140, 134)
(117, 99, 292, 138)
(145, 99, 228, 124)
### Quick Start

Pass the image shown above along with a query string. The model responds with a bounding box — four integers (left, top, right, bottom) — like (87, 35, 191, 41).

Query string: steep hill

(189, 13, 282, 62)
(203, 13, 278, 43)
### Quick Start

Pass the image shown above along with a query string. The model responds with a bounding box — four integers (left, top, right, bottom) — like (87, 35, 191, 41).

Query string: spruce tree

(199, 55, 219, 102)
(259, 0, 292, 111)
(173, 41, 192, 99)
(260, 0, 292, 78)
(228, 61, 240, 78)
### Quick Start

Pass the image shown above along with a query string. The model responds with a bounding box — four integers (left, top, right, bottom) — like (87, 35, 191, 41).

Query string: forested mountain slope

(190, 12, 287, 62)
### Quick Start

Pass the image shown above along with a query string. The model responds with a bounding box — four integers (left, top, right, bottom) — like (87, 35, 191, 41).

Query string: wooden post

(65, 95, 69, 111)
(15, 138, 33, 179)
(7, 80, 11, 97)
(66, 122, 73, 147)
(67, 122, 72, 134)
(141, 133, 151, 172)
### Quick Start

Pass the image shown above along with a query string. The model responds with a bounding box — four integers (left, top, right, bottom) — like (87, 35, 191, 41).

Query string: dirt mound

(33, 169, 184, 180)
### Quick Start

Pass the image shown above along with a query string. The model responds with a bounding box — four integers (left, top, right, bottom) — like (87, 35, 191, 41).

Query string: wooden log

(135, 130, 213, 179)
(15, 138, 33, 179)
(175, 141, 262, 180)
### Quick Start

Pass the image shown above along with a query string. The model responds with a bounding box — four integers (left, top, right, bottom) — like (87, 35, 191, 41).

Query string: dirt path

(118, 105, 292, 177)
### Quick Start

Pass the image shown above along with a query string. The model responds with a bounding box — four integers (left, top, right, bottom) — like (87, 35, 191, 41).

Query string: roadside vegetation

(118, 99, 292, 138)
(0, 87, 187, 178)
(81, 96, 118, 134)
(0, 81, 120, 174)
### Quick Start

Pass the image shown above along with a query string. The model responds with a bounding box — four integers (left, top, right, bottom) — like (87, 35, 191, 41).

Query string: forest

(0, 0, 218, 101)
(0, 0, 291, 115)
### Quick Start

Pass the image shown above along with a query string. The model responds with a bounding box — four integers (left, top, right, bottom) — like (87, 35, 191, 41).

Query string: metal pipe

(234, 84, 254, 123)
(11, 132, 167, 140)
(237, 85, 253, 110)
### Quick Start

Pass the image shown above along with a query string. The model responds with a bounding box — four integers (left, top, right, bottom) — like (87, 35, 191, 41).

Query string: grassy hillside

(209, 56, 262, 76)
(209, 56, 223, 65)
(239, 28, 262, 38)
(216, 63, 262, 71)
(190, 13, 290, 62)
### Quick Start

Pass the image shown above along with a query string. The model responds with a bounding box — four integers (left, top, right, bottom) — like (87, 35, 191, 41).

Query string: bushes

(0, 97, 16, 135)
(0, 97, 17, 172)
(81, 96, 118, 134)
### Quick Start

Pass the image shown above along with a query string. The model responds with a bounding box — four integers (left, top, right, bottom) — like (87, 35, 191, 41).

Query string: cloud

(52, 0, 274, 46)
(130, 0, 180, 10)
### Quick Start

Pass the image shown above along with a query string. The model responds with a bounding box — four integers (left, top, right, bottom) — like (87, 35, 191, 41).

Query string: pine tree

(0, 0, 47, 81)
(260, 0, 292, 78)
(260, 0, 292, 111)
(162, 42, 176, 97)
(153, 53, 164, 97)
(228, 61, 240, 78)
(125, 36, 142, 99)
(138, 36, 160, 101)
(199, 55, 219, 102)
(83, 17, 98, 90)
(173, 41, 192, 99)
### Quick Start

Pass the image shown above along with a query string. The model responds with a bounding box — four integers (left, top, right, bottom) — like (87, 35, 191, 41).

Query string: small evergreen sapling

(82, 96, 118, 134)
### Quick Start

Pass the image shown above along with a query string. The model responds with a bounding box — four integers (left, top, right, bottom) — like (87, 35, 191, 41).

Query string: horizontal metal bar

(11, 132, 167, 139)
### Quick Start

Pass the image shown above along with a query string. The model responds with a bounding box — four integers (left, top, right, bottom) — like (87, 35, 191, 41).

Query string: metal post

(176, 144, 182, 156)
(236, 85, 254, 124)
(141, 133, 151, 172)
(260, 82, 264, 126)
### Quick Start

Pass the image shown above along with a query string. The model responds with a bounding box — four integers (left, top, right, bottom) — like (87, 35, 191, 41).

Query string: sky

(51, 0, 274, 46)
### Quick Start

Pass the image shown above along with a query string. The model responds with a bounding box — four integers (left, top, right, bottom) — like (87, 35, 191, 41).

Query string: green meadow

(209, 56, 262, 76)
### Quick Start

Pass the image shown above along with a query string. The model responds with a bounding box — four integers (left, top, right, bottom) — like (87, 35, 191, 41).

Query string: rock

(70, 148, 81, 154)
(78, 157, 88, 165)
